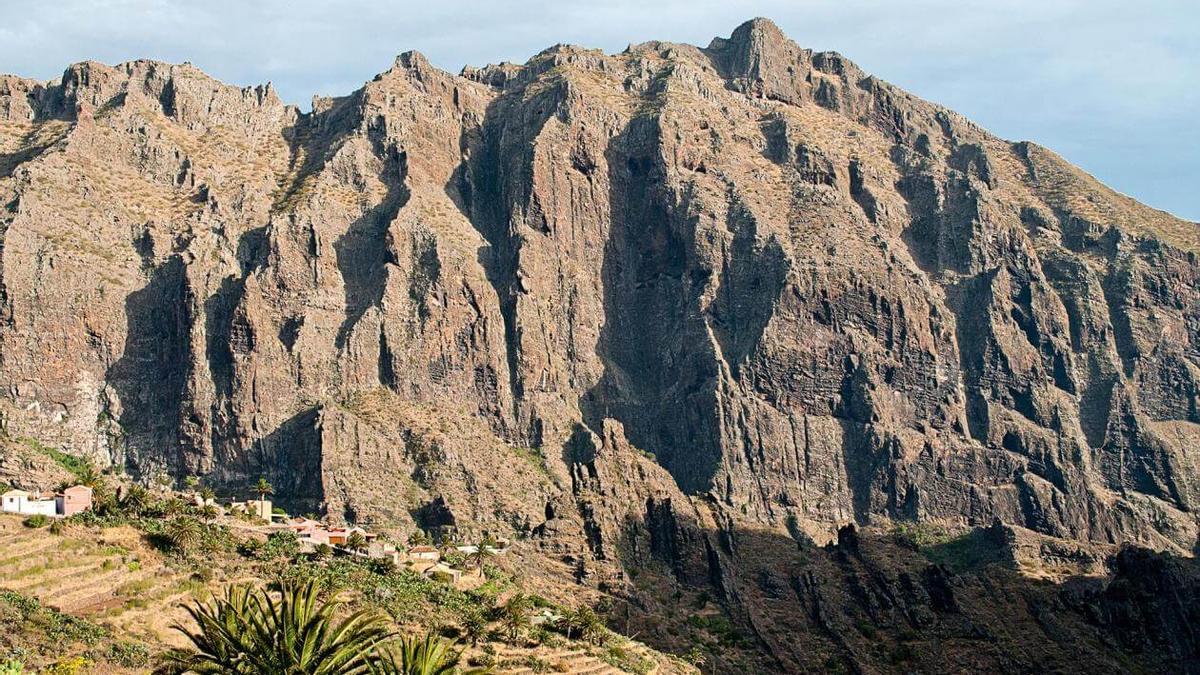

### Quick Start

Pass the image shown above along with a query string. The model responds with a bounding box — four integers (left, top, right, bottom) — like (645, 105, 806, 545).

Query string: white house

(231, 499, 273, 522)
(0, 485, 28, 511)
(456, 544, 504, 555)
(1, 489, 59, 517)
(1, 489, 29, 513)
(408, 545, 440, 561)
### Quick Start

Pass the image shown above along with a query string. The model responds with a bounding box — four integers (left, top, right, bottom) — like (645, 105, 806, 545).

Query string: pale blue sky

(1, 0, 1196, 221)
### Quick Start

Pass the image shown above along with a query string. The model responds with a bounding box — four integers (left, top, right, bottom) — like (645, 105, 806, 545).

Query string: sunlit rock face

(0, 18, 1197, 558)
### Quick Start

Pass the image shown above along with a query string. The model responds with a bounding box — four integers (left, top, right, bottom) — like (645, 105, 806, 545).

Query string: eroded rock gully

(1, 18, 1198, 673)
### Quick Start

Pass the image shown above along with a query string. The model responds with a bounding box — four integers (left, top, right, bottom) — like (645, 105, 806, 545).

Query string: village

(1, 480, 508, 588)
(240, 500, 511, 587)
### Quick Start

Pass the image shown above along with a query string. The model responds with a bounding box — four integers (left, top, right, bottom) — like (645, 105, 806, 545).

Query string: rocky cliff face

(1, 18, 1198, 671)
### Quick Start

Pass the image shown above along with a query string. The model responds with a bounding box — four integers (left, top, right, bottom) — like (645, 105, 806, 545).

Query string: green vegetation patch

(275, 557, 514, 628)
(892, 522, 1006, 572)
(600, 640, 656, 675)
(18, 437, 93, 483)
(510, 444, 550, 477)
(0, 590, 109, 647)
(922, 529, 1007, 572)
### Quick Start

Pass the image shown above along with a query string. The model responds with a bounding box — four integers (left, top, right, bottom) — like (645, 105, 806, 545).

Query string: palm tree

(466, 536, 496, 574)
(254, 477, 274, 502)
(73, 462, 112, 506)
(161, 496, 189, 517)
(313, 543, 333, 562)
(458, 605, 489, 647)
(346, 531, 369, 555)
(499, 594, 531, 645)
(570, 606, 606, 645)
(184, 475, 200, 494)
(157, 583, 257, 674)
(168, 516, 205, 553)
(74, 462, 103, 489)
(121, 484, 149, 515)
(368, 633, 490, 675)
(160, 580, 392, 674)
(199, 486, 216, 504)
(199, 504, 220, 523)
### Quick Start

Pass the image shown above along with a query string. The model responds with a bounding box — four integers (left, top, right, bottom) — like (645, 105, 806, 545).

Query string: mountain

(0, 17, 1197, 673)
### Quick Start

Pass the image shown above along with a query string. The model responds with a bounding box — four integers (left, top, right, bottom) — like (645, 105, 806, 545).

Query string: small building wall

(1, 492, 29, 513)
(234, 499, 273, 522)
(303, 529, 331, 546)
(60, 486, 93, 516)
(21, 499, 58, 517)
(409, 547, 440, 561)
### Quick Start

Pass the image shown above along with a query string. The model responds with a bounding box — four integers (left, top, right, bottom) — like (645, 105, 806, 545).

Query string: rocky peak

(706, 17, 815, 103)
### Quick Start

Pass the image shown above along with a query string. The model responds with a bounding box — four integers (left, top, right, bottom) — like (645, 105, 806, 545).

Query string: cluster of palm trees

(559, 605, 607, 646)
(491, 593, 607, 647)
(158, 580, 489, 674)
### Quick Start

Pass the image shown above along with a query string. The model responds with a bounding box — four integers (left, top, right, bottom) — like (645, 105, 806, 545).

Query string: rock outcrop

(1, 18, 1198, 672)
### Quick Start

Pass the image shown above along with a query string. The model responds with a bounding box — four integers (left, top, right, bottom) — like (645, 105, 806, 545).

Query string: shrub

(22, 515, 49, 529)
(367, 557, 396, 576)
(892, 522, 954, 549)
(106, 641, 150, 668)
(19, 437, 92, 484)
(258, 530, 300, 561)
(43, 658, 92, 675)
(529, 625, 552, 645)
(458, 604, 489, 646)
(469, 653, 496, 669)
(601, 643, 654, 675)
(889, 643, 918, 665)
(313, 543, 333, 561)
(0, 590, 109, 646)
(238, 538, 264, 558)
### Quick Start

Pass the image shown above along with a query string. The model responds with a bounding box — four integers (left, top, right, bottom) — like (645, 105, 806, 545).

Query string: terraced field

(488, 643, 663, 675)
(0, 514, 202, 647)
(0, 513, 687, 674)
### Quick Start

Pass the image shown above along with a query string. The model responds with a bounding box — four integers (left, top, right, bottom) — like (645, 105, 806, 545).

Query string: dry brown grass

(1020, 142, 1199, 252)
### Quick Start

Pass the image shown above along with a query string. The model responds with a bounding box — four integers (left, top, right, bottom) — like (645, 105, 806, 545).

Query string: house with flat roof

(230, 498, 274, 522)
(408, 545, 440, 561)
(327, 526, 376, 547)
(1, 489, 59, 517)
(58, 485, 93, 517)
(1, 489, 29, 513)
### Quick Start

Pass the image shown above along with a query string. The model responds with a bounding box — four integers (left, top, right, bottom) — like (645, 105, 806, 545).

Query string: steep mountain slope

(1, 17, 1198, 673)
